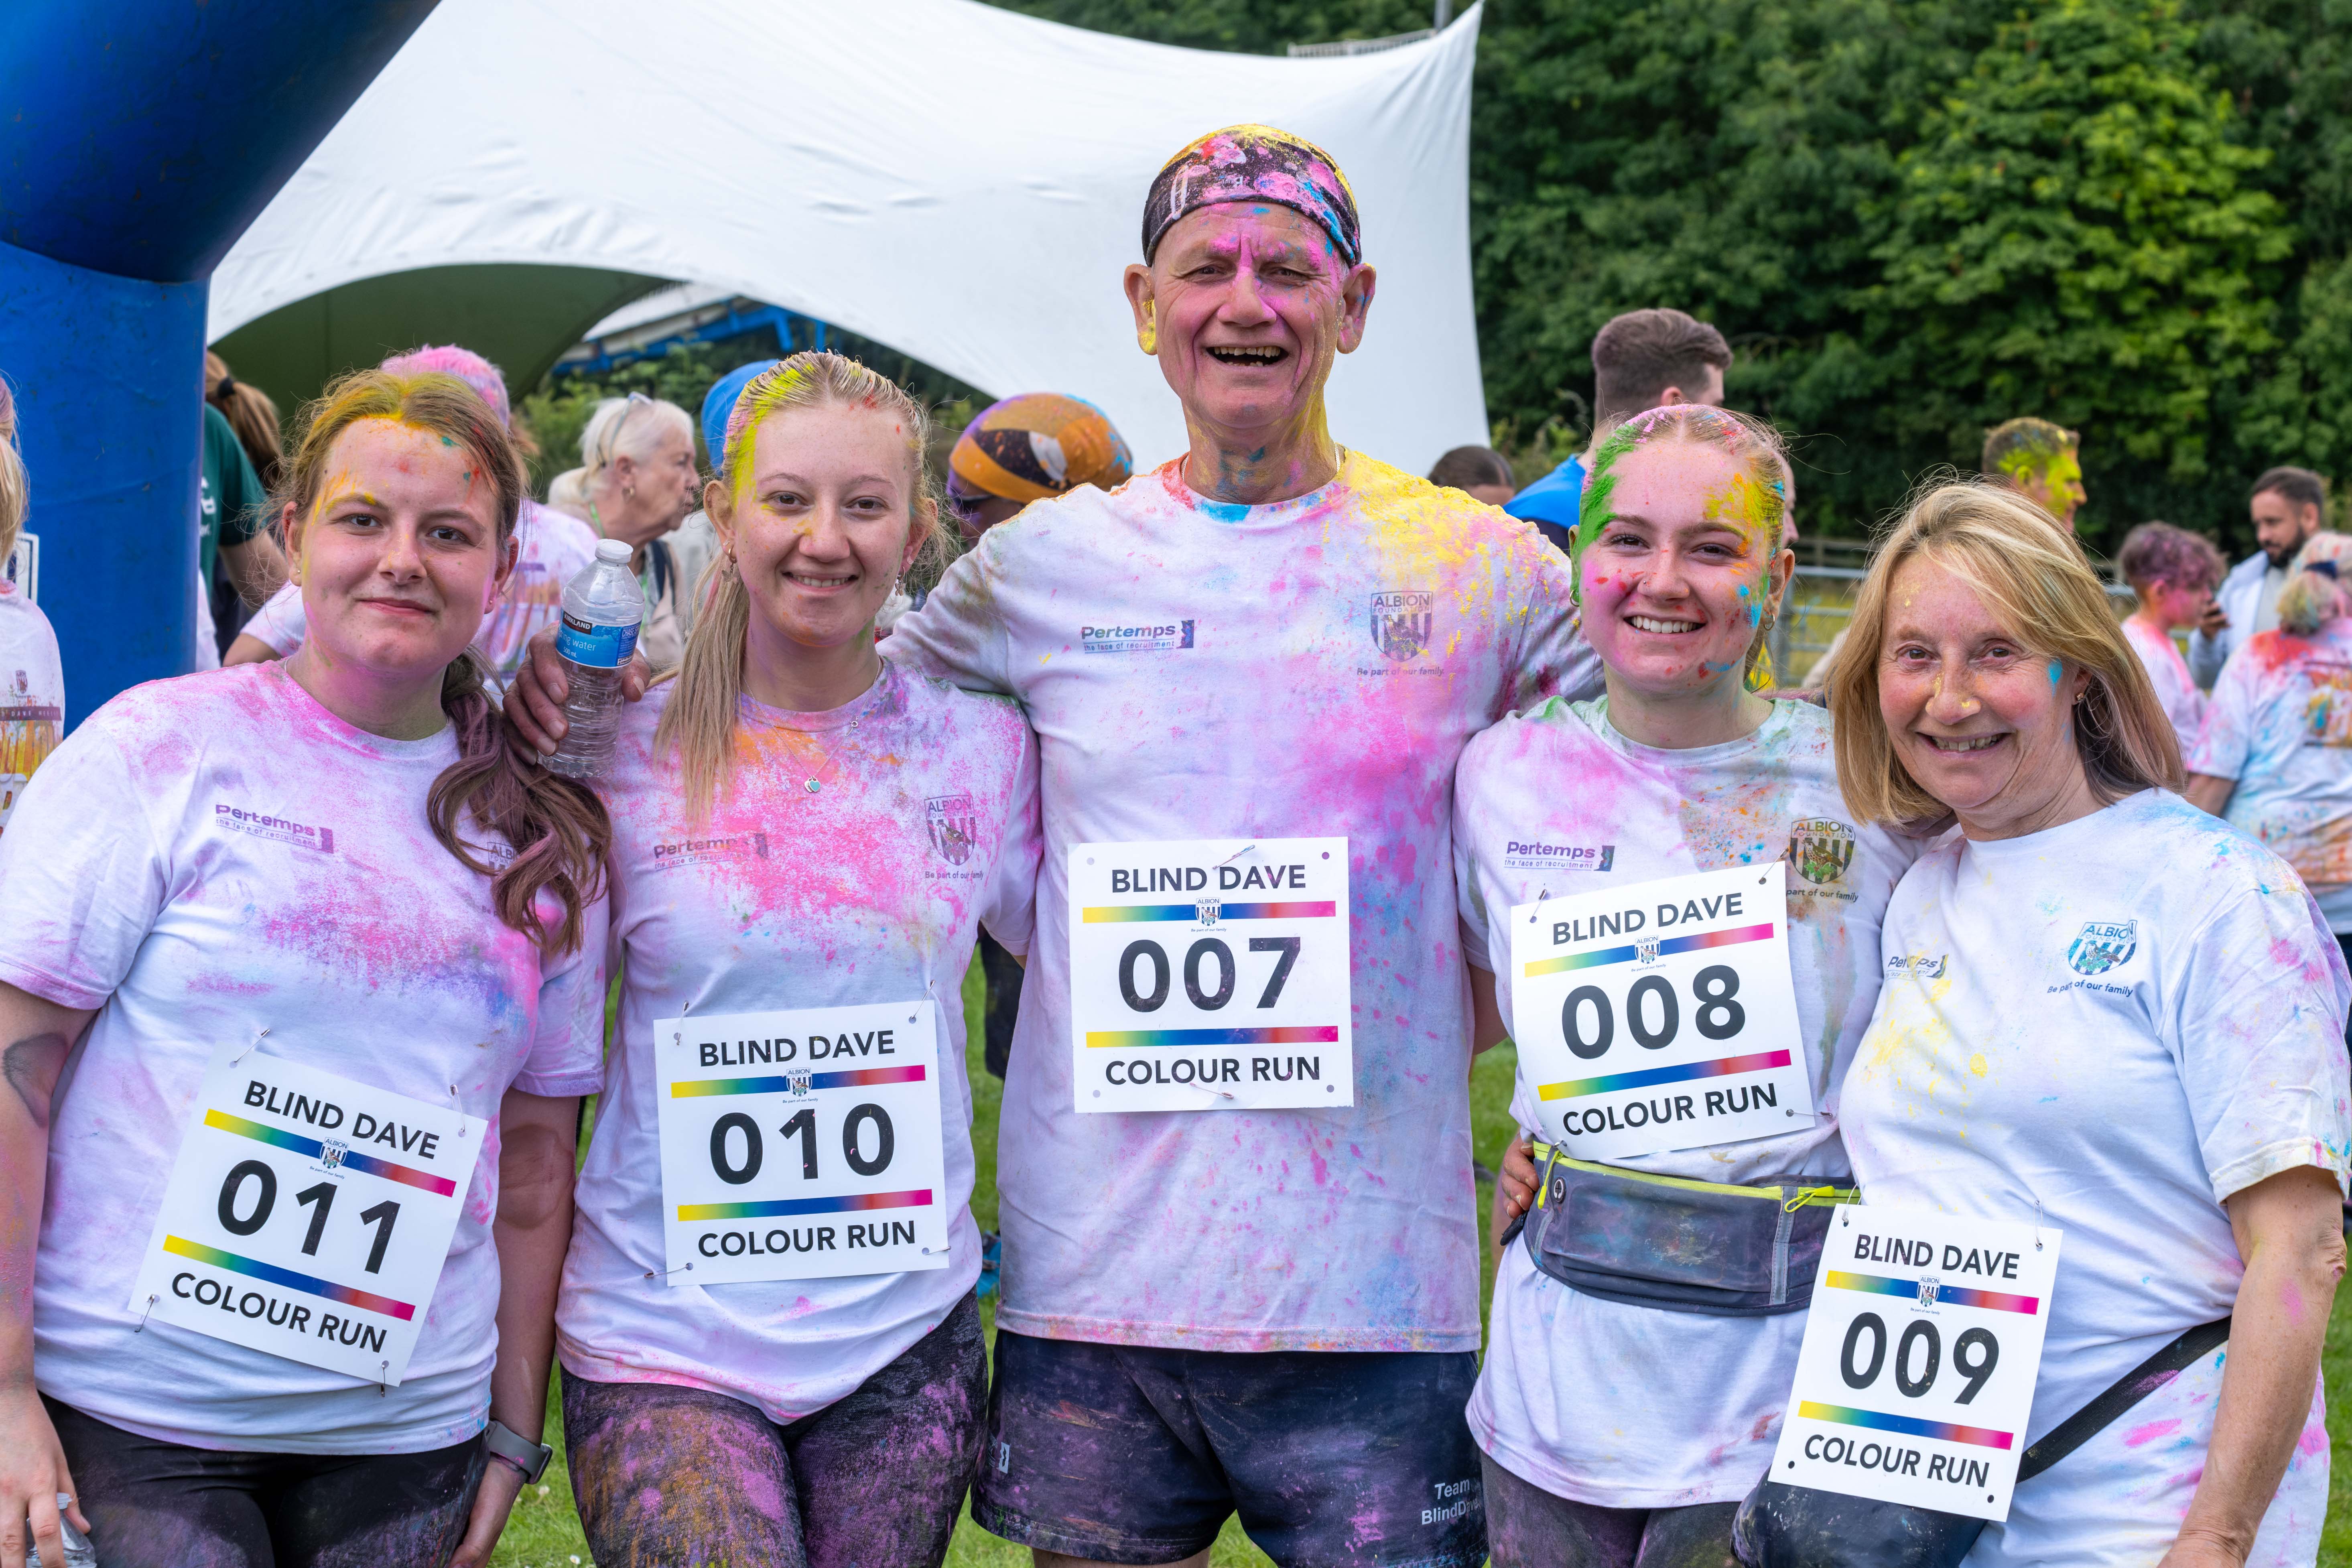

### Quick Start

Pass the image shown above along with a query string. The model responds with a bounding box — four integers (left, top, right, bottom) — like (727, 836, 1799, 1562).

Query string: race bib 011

(1509, 862, 1814, 1159)
(1770, 1205, 2062, 1521)
(126, 1041, 485, 1386)
(1068, 837, 1352, 1113)
(654, 1001, 950, 1285)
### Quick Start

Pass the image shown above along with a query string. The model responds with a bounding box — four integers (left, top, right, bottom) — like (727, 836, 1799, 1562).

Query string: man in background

(1506, 307, 1731, 555)
(1428, 445, 1515, 507)
(1982, 416, 2086, 531)
(2191, 466, 2330, 687)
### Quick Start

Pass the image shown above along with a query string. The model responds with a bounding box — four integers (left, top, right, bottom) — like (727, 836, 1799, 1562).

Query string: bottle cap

(594, 538, 633, 564)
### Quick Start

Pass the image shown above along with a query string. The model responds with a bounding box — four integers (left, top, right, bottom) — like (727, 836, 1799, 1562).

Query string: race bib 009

(1509, 862, 1814, 1159)
(1771, 1206, 2062, 1521)
(127, 1041, 484, 1385)
(1068, 837, 1352, 1113)
(654, 1001, 950, 1284)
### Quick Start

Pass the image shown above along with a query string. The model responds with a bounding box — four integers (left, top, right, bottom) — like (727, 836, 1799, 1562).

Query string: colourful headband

(1142, 124, 1361, 268)
(951, 393, 1133, 504)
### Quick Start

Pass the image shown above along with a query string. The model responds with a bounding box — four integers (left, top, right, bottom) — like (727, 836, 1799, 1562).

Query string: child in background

(2116, 520, 2226, 752)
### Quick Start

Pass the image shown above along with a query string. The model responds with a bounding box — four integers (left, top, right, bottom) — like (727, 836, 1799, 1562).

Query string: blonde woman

(549, 392, 699, 668)
(553, 354, 1039, 1567)
(0, 375, 61, 835)
(1828, 482, 2348, 1567)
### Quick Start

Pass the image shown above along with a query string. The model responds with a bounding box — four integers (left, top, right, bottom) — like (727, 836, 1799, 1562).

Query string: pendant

(804, 780, 821, 794)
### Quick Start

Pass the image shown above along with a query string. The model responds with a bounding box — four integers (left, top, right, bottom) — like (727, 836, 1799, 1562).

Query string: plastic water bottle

(543, 539, 645, 779)
(24, 1495, 96, 1567)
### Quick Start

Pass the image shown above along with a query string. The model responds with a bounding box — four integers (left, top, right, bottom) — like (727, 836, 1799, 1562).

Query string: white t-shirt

(1841, 789, 2350, 1566)
(0, 662, 607, 1453)
(2121, 616, 2203, 754)
(558, 663, 1040, 1421)
(0, 581, 64, 835)
(2187, 622, 2352, 931)
(242, 501, 601, 688)
(885, 451, 1600, 1353)
(1454, 695, 1918, 1507)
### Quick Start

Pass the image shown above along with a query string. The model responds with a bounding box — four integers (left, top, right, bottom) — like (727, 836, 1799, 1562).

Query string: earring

(625, 485, 636, 500)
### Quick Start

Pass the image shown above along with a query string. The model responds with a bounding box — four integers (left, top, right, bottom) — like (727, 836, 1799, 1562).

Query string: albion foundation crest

(1371, 590, 1434, 662)
(1916, 1276, 1941, 1310)
(2068, 919, 2138, 977)
(1789, 818, 1856, 886)
(926, 793, 977, 865)
(1196, 897, 1222, 928)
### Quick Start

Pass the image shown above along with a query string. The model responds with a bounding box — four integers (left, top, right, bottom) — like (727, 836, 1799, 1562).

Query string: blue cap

(703, 359, 784, 473)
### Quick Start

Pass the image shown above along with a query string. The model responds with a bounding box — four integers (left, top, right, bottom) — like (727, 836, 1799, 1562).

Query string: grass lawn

(492, 956, 2352, 1565)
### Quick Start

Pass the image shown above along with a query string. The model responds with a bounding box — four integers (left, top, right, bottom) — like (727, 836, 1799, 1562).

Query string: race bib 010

(127, 1041, 485, 1386)
(1068, 837, 1352, 1113)
(654, 1001, 950, 1284)
(1509, 862, 1814, 1159)
(1770, 1206, 2062, 1521)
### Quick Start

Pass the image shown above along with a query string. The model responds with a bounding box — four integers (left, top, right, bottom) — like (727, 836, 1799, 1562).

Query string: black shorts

(1479, 1451, 1737, 1568)
(973, 1328, 1486, 1567)
(43, 1395, 485, 1568)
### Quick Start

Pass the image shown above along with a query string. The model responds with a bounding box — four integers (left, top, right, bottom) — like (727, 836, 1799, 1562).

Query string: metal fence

(1769, 558, 2139, 687)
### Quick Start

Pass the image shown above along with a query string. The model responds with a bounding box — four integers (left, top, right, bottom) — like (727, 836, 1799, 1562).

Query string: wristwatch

(483, 1418, 554, 1484)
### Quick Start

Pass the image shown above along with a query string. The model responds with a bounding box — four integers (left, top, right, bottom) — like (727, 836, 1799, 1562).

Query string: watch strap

(483, 1418, 553, 1484)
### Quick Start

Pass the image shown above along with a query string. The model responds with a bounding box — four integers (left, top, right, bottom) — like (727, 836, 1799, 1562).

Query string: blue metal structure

(0, 0, 441, 722)
(554, 299, 832, 379)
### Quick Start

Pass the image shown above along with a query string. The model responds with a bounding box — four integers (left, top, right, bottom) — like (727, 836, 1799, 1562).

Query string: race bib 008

(654, 1001, 950, 1284)
(127, 1041, 484, 1385)
(1771, 1206, 2062, 1521)
(1509, 862, 1814, 1159)
(1068, 837, 1352, 1113)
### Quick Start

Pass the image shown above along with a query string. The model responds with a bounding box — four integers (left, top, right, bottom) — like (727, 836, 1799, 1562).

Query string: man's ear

(1336, 263, 1377, 355)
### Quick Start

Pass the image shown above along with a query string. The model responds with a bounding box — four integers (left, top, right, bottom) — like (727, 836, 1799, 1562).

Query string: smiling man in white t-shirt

(505, 122, 1599, 1568)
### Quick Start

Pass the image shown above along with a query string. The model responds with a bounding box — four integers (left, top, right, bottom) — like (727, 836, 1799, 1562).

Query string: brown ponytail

(280, 366, 612, 956)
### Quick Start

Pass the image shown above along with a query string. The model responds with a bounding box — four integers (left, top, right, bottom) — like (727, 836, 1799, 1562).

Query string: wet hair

(1428, 446, 1514, 493)
(275, 368, 609, 955)
(205, 351, 285, 493)
(657, 351, 946, 820)
(1830, 479, 2181, 829)
(0, 377, 25, 565)
(2115, 521, 2225, 596)
(1575, 404, 1793, 691)
(2276, 532, 2352, 637)
(1590, 310, 1731, 433)
(1980, 417, 2078, 485)
(2251, 465, 2328, 520)
(551, 393, 693, 524)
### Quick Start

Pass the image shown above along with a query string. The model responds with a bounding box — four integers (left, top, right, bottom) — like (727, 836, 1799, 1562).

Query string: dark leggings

(980, 930, 1024, 1080)
(44, 1395, 484, 1568)
(562, 1290, 987, 1568)
(1481, 1451, 1739, 1568)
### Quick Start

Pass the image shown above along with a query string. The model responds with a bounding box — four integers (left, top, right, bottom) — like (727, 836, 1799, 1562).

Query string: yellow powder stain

(1968, 1052, 1988, 1077)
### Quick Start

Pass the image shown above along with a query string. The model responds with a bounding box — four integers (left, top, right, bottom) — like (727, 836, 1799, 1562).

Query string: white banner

(1770, 1204, 2062, 1521)
(654, 1001, 949, 1284)
(1068, 837, 1352, 1113)
(1509, 863, 1813, 1158)
(128, 1041, 483, 1385)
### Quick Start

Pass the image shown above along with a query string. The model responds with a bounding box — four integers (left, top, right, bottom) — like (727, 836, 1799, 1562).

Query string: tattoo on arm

(2, 1035, 70, 1131)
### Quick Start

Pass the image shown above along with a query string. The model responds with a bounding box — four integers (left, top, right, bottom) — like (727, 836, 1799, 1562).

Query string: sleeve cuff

(0, 959, 110, 1014)
(2209, 1137, 2350, 1206)
(511, 1068, 603, 1099)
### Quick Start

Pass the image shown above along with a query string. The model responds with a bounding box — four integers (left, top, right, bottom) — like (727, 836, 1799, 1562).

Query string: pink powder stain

(2299, 1421, 2329, 1458)
(2122, 1417, 2181, 1447)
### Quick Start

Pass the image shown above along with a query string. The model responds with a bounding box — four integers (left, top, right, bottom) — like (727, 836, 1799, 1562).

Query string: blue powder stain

(2047, 659, 2064, 685)
(1199, 500, 1251, 524)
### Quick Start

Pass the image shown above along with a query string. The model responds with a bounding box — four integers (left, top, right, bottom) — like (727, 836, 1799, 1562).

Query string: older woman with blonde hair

(1822, 481, 2347, 1567)
(2187, 532, 2352, 982)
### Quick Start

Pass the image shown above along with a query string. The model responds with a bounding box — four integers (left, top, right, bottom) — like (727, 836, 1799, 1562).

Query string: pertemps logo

(1789, 818, 1856, 886)
(1887, 953, 1948, 980)
(2067, 919, 2137, 977)
(1080, 620, 1195, 654)
(927, 794, 978, 866)
(1371, 590, 1434, 662)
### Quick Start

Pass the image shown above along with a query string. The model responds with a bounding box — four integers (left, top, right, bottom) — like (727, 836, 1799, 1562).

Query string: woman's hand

(444, 1455, 524, 1568)
(0, 1385, 83, 1568)
(501, 630, 652, 757)
(1489, 1132, 1539, 1268)
(2156, 1527, 2254, 1568)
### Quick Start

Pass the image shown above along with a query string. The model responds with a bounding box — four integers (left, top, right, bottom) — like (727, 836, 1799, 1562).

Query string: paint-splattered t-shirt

(241, 500, 601, 689)
(885, 449, 1599, 1353)
(1842, 789, 2349, 1566)
(0, 662, 607, 1453)
(2122, 616, 2204, 759)
(559, 663, 1040, 1420)
(0, 580, 63, 835)
(1455, 694, 1917, 1506)
(2187, 621, 2352, 931)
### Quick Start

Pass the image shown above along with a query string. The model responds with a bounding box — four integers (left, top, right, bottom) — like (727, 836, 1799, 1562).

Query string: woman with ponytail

(552, 352, 1038, 1568)
(0, 368, 609, 1568)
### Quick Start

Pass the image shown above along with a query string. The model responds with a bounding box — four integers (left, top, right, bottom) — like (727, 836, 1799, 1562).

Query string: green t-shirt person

(199, 403, 266, 583)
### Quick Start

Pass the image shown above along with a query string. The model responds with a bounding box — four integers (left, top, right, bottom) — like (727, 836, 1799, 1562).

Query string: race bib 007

(1509, 862, 1814, 1159)
(1771, 1206, 2062, 1521)
(127, 1041, 484, 1385)
(1068, 837, 1352, 1113)
(654, 1001, 950, 1284)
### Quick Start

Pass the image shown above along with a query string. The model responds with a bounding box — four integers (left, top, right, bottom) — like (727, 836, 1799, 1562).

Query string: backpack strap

(2016, 1316, 2232, 1481)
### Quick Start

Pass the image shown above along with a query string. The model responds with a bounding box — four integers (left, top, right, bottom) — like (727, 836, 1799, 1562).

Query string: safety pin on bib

(231, 1026, 270, 1066)
(644, 1260, 695, 1281)
(1218, 843, 1257, 867)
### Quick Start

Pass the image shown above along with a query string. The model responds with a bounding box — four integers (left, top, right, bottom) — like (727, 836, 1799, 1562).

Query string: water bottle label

(557, 612, 641, 669)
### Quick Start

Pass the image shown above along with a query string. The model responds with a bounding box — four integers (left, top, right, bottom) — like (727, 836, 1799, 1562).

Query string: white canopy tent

(209, 0, 1489, 473)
